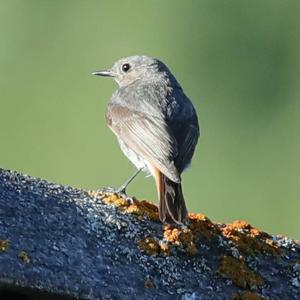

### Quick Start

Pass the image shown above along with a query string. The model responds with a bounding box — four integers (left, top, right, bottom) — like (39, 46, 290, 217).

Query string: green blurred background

(0, 0, 299, 238)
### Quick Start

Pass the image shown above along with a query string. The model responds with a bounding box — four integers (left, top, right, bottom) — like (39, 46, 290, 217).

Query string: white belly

(118, 138, 153, 177)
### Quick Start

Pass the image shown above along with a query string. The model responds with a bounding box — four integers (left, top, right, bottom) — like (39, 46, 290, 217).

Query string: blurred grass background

(0, 0, 299, 238)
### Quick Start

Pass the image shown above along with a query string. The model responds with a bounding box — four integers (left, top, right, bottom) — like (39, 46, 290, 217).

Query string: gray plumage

(93, 55, 200, 223)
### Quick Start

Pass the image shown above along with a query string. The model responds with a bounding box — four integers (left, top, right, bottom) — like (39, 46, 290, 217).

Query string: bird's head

(93, 55, 173, 87)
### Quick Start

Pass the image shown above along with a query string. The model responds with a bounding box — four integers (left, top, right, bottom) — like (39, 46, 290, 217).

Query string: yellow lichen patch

(124, 200, 159, 221)
(218, 255, 264, 289)
(90, 191, 160, 221)
(221, 220, 280, 256)
(0, 239, 9, 252)
(102, 193, 130, 208)
(138, 237, 161, 256)
(159, 241, 170, 256)
(231, 291, 267, 300)
(90, 191, 280, 259)
(163, 225, 197, 255)
(18, 251, 30, 264)
(189, 213, 218, 239)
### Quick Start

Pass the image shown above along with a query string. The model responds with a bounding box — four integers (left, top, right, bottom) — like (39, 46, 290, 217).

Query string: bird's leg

(97, 168, 142, 202)
(116, 168, 142, 194)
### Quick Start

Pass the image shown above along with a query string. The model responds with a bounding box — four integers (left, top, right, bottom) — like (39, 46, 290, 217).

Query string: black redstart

(93, 55, 199, 224)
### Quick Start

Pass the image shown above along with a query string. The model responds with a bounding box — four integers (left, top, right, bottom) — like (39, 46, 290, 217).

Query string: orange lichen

(101, 193, 130, 208)
(231, 291, 267, 300)
(0, 239, 9, 252)
(217, 255, 264, 289)
(163, 225, 197, 255)
(124, 200, 159, 221)
(138, 237, 172, 256)
(220, 220, 280, 256)
(159, 213, 218, 256)
(189, 213, 219, 239)
(89, 191, 281, 258)
(90, 191, 160, 221)
(18, 251, 30, 264)
(138, 237, 161, 256)
(159, 241, 170, 256)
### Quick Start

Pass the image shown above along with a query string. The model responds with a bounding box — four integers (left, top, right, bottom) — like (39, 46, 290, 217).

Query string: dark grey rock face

(0, 168, 299, 300)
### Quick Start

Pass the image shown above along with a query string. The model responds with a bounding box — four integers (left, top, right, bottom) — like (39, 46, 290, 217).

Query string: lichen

(90, 192, 160, 221)
(18, 251, 30, 264)
(138, 237, 161, 256)
(89, 191, 281, 259)
(139, 224, 200, 256)
(189, 212, 218, 239)
(217, 255, 264, 289)
(101, 193, 129, 208)
(138, 236, 170, 256)
(124, 200, 159, 221)
(159, 240, 170, 256)
(0, 239, 9, 252)
(220, 220, 280, 256)
(163, 225, 197, 255)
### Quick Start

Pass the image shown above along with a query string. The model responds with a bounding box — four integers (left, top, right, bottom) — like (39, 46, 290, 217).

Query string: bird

(93, 55, 199, 224)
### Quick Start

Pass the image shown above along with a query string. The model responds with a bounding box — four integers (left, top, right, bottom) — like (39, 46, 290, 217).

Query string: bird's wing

(106, 104, 181, 183)
(177, 122, 200, 171)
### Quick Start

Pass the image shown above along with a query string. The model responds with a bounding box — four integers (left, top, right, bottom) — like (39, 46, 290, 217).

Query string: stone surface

(0, 168, 299, 300)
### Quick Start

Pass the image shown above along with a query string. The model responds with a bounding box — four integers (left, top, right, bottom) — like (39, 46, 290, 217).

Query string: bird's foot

(96, 186, 135, 204)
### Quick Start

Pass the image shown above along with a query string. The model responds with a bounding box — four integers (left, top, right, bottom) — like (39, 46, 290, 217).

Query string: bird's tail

(155, 170, 188, 224)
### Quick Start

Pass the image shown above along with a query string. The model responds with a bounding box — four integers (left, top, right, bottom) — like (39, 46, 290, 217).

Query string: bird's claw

(96, 187, 135, 204)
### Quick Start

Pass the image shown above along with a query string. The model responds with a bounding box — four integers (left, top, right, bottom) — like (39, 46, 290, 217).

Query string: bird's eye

(122, 63, 131, 72)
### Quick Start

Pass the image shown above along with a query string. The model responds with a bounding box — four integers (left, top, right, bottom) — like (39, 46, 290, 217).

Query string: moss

(217, 255, 264, 289)
(0, 239, 9, 252)
(231, 291, 268, 300)
(220, 220, 280, 256)
(18, 251, 30, 264)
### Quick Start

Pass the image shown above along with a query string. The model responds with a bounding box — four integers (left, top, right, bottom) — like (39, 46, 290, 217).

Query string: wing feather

(177, 123, 199, 171)
(107, 104, 181, 183)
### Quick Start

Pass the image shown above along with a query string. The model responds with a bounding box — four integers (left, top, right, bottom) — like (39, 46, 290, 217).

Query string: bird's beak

(92, 70, 114, 77)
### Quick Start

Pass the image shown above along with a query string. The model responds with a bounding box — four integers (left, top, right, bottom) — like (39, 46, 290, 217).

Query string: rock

(0, 168, 299, 299)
